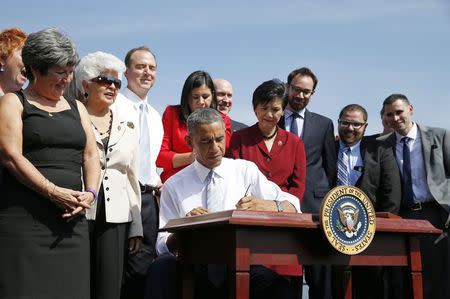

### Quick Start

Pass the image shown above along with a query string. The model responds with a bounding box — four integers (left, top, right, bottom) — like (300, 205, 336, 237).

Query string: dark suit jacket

(336, 137, 401, 214)
(279, 109, 337, 213)
(380, 124, 450, 214)
(231, 119, 248, 132)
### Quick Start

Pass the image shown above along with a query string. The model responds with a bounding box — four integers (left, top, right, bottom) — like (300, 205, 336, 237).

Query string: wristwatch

(274, 200, 284, 212)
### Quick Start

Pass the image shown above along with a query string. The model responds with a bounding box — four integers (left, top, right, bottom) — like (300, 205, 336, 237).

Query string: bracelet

(85, 187, 97, 203)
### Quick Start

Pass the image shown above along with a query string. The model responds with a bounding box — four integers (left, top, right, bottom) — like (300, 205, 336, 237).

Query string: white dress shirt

(339, 140, 364, 186)
(156, 158, 301, 254)
(284, 108, 305, 137)
(113, 88, 163, 186)
(395, 122, 434, 202)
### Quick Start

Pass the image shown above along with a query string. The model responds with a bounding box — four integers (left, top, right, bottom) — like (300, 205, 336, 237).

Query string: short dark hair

(287, 67, 318, 90)
(252, 79, 287, 110)
(187, 108, 224, 136)
(339, 104, 368, 122)
(383, 94, 410, 107)
(179, 70, 217, 122)
(124, 46, 156, 68)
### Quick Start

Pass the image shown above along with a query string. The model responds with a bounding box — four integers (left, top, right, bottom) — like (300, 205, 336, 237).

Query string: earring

(0, 65, 4, 72)
(84, 92, 88, 98)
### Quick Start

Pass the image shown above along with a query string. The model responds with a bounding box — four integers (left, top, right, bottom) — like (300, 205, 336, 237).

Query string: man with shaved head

(214, 78, 247, 132)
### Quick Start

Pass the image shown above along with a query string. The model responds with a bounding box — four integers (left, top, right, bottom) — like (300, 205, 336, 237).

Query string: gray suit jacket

(380, 124, 450, 214)
(279, 109, 337, 213)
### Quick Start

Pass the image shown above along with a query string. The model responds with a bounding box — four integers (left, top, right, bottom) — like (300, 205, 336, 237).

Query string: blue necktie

(401, 137, 415, 207)
(337, 147, 351, 186)
(290, 113, 300, 136)
(139, 103, 152, 184)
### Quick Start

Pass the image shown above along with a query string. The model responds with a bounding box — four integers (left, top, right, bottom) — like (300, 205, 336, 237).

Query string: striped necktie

(337, 146, 351, 186)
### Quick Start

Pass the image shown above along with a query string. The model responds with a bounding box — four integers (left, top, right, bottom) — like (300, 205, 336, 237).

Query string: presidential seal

(320, 185, 376, 255)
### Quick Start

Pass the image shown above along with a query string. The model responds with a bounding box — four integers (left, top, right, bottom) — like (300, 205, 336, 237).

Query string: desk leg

(409, 237, 423, 299)
(343, 268, 352, 299)
(229, 247, 250, 299)
(178, 260, 194, 299)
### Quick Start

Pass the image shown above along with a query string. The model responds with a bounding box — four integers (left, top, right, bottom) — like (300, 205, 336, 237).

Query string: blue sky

(2, 0, 450, 134)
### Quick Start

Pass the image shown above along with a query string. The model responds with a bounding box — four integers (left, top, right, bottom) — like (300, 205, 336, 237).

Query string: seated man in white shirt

(145, 108, 301, 299)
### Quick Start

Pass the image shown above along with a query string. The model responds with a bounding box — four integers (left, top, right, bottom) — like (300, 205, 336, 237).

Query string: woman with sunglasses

(75, 51, 142, 299)
(0, 28, 100, 299)
(156, 70, 232, 182)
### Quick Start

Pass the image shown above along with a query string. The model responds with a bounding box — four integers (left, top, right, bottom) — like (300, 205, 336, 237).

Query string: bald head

(214, 78, 233, 114)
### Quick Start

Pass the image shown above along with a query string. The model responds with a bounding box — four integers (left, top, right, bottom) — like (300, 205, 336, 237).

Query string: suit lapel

(418, 124, 432, 177)
(302, 109, 312, 141)
(108, 113, 127, 148)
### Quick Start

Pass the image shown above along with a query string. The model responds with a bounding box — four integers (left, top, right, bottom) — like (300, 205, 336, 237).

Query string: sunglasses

(91, 76, 122, 89)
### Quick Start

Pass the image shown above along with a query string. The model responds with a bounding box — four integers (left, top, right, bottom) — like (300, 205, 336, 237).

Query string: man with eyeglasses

(278, 67, 337, 299)
(380, 94, 450, 299)
(113, 46, 163, 299)
(213, 78, 248, 132)
(334, 104, 401, 299)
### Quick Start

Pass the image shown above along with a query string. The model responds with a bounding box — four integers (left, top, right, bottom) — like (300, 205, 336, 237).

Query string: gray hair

(75, 51, 125, 94)
(187, 108, 224, 136)
(22, 27, 79, 81)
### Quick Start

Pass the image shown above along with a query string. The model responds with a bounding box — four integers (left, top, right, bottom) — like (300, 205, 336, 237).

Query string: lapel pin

(277, 141, 283, 146)
(127, 122, 134, 129)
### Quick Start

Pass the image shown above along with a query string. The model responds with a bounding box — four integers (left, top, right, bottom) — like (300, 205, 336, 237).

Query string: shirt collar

(285, 108, 305, 119)
(395, 122, 418, 143)
(339, 140, 361, 153)
(193, 158, 227, 183)
(122, 87, 148, 106)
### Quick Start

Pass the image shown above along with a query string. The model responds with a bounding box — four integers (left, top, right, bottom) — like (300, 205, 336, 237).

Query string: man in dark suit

(336, 104, 401, 213)
(381, 94, 450, 299)
(279, 67, 337, 299)
(214, 78, 248, 132)
(334, 104, 401, 299)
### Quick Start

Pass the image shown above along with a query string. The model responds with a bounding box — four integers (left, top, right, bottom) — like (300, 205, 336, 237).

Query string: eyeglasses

(91, 76, 122, 89)
(338, 119, 367, 129)
(289, 84, 313, 96)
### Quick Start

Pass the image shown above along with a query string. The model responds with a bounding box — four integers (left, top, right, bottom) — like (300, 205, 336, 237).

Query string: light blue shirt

(284, 108, 305, 137)
(339, 140, 364, 186)
(395, 123, 434, 203)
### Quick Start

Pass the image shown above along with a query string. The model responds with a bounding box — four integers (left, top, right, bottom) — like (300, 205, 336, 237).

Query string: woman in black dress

(0, 28, 100, 298)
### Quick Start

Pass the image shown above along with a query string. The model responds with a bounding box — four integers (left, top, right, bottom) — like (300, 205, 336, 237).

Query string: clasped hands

(50, 186, 94, 220)
(186, 196, 273, 216)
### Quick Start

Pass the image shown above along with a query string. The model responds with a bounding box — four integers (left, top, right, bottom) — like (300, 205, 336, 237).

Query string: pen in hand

(244, 184, 251, 197)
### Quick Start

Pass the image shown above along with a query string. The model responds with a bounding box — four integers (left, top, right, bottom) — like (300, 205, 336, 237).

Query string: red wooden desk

(161, 210, 441, 299)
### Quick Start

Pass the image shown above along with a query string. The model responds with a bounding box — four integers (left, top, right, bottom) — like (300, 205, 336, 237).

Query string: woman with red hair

(0, 27, 27, 96)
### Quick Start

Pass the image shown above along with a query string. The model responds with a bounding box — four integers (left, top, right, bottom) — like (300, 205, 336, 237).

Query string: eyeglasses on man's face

(289, 84, 313, 97)
(91, 76, 122, 89)
(338, 119, 366, 129)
